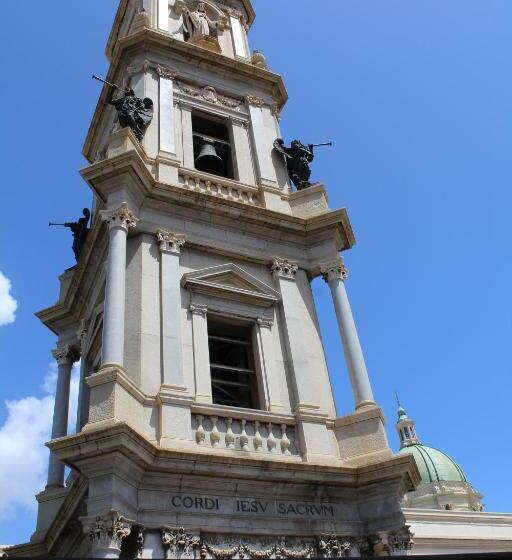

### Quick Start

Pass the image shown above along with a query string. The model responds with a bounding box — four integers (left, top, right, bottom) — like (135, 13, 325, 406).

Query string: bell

(195, 140, 225, 176)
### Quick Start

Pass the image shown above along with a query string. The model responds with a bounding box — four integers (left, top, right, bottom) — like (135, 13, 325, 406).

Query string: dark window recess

(192, 113, 234, 179)
(208, 320, 259, 409)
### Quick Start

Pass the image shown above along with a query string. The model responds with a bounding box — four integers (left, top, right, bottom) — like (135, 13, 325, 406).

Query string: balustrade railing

(192, 413, 299, 457)
(179, 170, 261, 207)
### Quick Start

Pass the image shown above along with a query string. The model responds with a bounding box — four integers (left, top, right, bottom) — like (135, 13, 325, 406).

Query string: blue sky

(1, 0, 511, 545)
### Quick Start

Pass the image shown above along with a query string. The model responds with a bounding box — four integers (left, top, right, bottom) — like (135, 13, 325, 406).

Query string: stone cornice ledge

(48, 422, 419, 490)
(86, 366, 157, 406)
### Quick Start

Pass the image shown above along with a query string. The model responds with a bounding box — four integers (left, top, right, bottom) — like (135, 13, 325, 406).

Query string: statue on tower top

(183, 2, 222, 39)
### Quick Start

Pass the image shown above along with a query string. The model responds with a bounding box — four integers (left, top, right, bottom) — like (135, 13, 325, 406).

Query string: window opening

(208, 318, 259, 409)
(192, 113, 233, 179)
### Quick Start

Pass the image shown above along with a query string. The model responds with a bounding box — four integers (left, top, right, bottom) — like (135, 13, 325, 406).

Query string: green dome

(397, 444, 467, 485)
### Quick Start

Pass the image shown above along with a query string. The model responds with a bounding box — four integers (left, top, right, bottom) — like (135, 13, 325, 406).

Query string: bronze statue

(93, 75, 154, 142)
(49, 209, 91, 262)
(274, 139, 332, 191)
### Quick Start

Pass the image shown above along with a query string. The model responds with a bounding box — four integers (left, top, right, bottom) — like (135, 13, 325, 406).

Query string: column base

(334, 406, 392, 467)
(356, 399, 377, 410)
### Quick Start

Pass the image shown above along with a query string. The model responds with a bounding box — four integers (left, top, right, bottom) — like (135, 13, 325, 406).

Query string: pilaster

(189, 304, 212, 404)
(271, 258, 337, 464)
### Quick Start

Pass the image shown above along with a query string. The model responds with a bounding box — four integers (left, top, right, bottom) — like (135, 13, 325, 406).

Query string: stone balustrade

(179, 170, 261, 206)
(192, 412, 300, 457)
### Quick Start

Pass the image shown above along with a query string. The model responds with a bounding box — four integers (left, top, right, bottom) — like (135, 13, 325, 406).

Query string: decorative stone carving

(176, 81, 243, 110)
(162, 527, 201, 558)
(83, 512, 132, 556)
(52, 344, 79, 366)
(76, 319, 88, 351)
(320, 259, 349, 283)
(189, 304, 208, 317)
(257, 317, 274, 329)
(100, 203, 139, 233)
(246, 94, 265, 107)
(156, 229, 186, 254)
(387, 526, 414, 554)
(317, 535, 352, 558)
(271, 258, 298, 280)
(157, 65, 179, 80)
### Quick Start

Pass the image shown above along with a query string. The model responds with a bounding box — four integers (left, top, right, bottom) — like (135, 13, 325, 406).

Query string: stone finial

(271, 258, 298, 280)
(320, 258, 349, 283)
(52, 344, 79, 366)
(156, 229, 186, 254)
(82, 512, 132, 555)
(100, 203, 139, 233)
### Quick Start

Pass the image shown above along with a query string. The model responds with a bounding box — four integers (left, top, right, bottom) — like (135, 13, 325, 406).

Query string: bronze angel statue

(274, 139, 332, 191)
(109, 86, 154, 142)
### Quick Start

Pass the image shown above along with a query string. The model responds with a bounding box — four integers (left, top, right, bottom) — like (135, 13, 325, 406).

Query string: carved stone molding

(189, 304, 208, 318)
(176, 81, 243, 111)
(156, 229, 186, 254)
(319, 259, 349, 283)
(162, 527, 201, 557)
(246, 94, 265, 108)
(52, 344, 79, 366)
(100, 203, 139, 233)
(271, 258, 298, 280)
(82, 512, 132, 555)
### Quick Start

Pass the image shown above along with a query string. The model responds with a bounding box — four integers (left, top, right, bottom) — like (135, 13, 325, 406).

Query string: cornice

(48, 422, 419, 490)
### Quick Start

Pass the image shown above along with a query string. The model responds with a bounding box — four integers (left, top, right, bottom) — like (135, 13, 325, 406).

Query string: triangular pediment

(181, 264, 280, 307)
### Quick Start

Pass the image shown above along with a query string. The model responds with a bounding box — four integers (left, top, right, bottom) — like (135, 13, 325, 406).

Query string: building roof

(397, 444, 468, 485)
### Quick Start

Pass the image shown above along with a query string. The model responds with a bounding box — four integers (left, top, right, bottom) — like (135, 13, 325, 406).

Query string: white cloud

(0, 362, 80, 522)
(0, 271, 17, 326)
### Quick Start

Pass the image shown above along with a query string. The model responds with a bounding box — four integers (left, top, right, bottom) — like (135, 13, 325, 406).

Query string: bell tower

(9, 1, 420, 558)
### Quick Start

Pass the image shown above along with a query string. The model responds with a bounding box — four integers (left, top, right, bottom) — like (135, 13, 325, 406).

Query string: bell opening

(192, 113, 233, 179)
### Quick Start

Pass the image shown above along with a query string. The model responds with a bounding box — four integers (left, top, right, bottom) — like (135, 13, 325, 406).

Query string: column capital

(100, 203, 139, 233)
(271, 258, 298, 280)
(156, 229, 186, 255)
(82, 511, 133, 556)
(246, 94, 265, 107)
(156, 64, 178, 80)
(320, 258, 349, 283)
(76, 319, 88, 351)
(52, 344, 79, 366)
(257, 317, 274, 329)
(189, 304, 208, 318)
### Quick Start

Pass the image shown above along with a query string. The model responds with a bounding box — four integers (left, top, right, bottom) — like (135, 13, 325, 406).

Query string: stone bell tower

(8, 1, 419, 558)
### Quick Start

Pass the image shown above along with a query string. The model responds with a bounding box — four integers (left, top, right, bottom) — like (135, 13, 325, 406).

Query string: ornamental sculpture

(93, 75, 154, 142)
(183, 1, 222, 39)
(274, 139, 332, 191)
(49, 208, 91, 262)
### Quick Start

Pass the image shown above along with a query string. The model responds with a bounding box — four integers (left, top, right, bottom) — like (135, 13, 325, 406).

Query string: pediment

(181, 264, 280, 308)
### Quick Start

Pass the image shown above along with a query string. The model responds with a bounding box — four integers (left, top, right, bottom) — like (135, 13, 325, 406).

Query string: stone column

(82, 512, 132, 559)
(47, 344, 79, 488)
(189, 304, 212, 403)
(321, 258, 376, 410)
(156, 229, 186, 387)
(100, 203, 138, 368)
